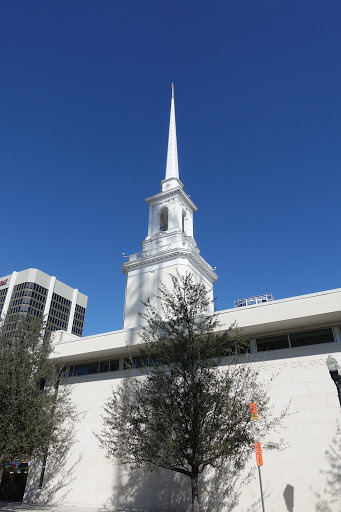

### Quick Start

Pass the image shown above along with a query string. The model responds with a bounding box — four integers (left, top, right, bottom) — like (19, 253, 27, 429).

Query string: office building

(0, 268, 87, 336)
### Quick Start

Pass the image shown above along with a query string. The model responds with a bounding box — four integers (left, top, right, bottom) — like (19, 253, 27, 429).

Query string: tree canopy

(99, 273, 287, 512)
(0, 313, 76, 474)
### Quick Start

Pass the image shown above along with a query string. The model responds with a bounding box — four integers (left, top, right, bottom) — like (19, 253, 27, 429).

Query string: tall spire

(165, 82, 179, 180)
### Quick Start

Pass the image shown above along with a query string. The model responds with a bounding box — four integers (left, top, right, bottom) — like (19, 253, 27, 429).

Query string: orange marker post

(250, 402, 266, 512)
(250, 402, 257, 414)
(254, 442, 262, 455)
(250, 402, 259, 420)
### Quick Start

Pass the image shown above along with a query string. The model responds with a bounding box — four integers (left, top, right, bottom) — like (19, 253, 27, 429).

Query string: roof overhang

(50, 288, 341, 365)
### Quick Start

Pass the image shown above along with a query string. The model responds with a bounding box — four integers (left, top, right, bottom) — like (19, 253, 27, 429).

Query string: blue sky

(1, 0, 340, 336)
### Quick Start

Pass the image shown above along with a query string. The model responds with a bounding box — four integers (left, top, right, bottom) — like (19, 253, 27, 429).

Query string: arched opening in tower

(182, 211, 186, 233)
(160, 207, 168, 232)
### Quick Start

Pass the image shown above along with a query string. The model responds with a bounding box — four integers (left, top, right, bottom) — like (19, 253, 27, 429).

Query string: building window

(256, 334, 290, 352)
(69, 359, 120, 377)
(289, 328, 334, 348)
(99, 361, 109, 373)
(71, 362, 99, 376)
(72, 304, 86, 336)
(255, 327, 335, 352)
(124, 356, 150, 369)
(109, 359, 120, 371)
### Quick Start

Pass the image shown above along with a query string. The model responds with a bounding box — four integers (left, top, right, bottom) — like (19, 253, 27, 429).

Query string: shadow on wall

(102, 465, 190, 512)
(314, 422, 341, 512)
(200, 465, 259, 512)
(23, 425, 83, 506)
(283, 484, 294, 511)
(101, 463, 260, 512)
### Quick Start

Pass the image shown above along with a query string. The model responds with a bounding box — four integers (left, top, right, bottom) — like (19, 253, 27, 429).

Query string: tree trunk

(191, 473, 200, 512)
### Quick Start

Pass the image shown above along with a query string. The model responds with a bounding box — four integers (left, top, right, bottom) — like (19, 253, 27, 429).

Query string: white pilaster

(176, 198, 182, 230)
(169, 198, 175, 230)
(153, 206, 159, 234)
(43, 275, 56, 321)
(185, 211, 193, 237)
(148, 205, 155, 237)
(1, 271, 17, 318)
(67, 289, 78, 334)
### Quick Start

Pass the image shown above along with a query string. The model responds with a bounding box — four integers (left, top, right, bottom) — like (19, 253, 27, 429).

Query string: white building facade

(24, 90, 341, 512)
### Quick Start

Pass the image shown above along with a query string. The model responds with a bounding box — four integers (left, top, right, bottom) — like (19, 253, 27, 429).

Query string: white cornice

(122, 246, 217, 283)
(51, 287, 341, 363)
(145, 187, 197, 212)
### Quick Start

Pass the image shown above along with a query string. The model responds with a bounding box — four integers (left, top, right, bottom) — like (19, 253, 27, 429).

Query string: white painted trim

(219, 287, 341, 315)
(145, 187, 197, 212)
(67, 289, 78, 334)
(1, 271, 17, 318)
(43, 276, 56, 321)
(122, 246, 217, 283)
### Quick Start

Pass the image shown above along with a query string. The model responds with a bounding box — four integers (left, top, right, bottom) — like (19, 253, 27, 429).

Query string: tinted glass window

(256, 335, 289, 352)
(74, 363, 99, 376)
(109, 360, 119, 371)
(289, 328, 334, 348)
(99, 361, 110, 373)
(124, 357, 149, 369)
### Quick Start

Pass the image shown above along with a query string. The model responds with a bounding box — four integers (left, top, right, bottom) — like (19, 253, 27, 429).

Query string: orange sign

(250, 402, 258, 415)
(254, 442, 262, 455)
(256, 453, 263, 466)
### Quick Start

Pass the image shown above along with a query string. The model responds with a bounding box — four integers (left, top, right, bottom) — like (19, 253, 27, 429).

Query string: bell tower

(122, 85, 217, 330)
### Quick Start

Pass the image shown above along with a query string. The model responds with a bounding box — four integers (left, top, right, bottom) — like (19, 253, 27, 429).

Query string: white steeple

(122, 85, 217, 330)
(165, 83, 179, 180)
(161, 83, 183, 192)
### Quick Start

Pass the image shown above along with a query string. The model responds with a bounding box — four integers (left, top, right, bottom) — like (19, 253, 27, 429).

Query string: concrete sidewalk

(0, 504, 126, 512)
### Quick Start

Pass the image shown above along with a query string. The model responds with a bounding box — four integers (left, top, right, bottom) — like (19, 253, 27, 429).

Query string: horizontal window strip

(256, 327, 335, 352)
(69, 359, 120, 377)
(65, 326, 339, 376)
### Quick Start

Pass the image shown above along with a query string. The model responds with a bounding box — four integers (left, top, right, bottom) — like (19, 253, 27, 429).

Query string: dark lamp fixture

(326, 355, 339, 372)
(326, 355, 341, 408)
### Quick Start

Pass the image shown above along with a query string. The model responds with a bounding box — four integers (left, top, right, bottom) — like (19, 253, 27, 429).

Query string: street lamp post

(326, 355, 341, 408)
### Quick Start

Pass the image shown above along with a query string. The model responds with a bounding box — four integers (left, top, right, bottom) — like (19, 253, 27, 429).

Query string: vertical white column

(175, 198, 182, 231)
(43, 276, 56, 321)
(67, 289, 78, 334)
(153, 206, 160, 234)
(1, 271, 17, 318)
(148, 205, 154, 236)
(168, 199, 175, 230)
(186, 211, 194, 237)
